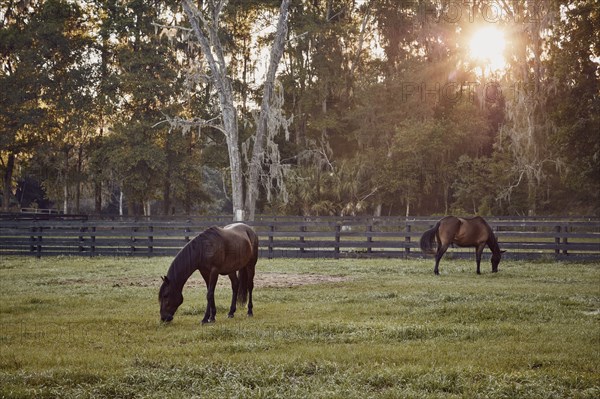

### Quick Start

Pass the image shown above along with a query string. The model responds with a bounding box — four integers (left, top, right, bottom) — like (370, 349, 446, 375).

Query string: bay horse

(420, 216, 505, 275)
(159, 223, 258, 324)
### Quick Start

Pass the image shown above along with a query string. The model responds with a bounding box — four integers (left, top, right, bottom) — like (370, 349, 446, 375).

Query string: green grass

(1, 256, 598, 398)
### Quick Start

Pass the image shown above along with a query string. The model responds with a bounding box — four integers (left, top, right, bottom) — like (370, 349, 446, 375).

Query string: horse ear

(162, 276, 169, 284)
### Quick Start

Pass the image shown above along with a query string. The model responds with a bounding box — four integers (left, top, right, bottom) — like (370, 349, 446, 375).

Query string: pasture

(0, 256, 598, 398)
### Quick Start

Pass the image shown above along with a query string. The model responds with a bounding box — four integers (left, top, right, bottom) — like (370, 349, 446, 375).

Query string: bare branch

(214, 0, 227, 25)
(181, 0, 223, 84)
(151, 22, 191, 33)
(287, 31, 308, 43)
(358, 187, 379, 203)
(154, 114, 226, 136)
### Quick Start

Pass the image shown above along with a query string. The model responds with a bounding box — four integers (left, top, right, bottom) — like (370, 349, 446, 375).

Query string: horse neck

(486, 233, 501, 255)
(167, 242, 199, 292)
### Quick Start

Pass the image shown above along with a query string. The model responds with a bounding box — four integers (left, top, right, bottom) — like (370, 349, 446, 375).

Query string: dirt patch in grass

(254, 272, 350, 288)
(177, 272, 349, 289)
(53, 273, 350, 289)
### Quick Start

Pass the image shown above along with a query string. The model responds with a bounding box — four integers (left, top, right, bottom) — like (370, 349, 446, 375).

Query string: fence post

(554, 225, 561, 256)
(148, 225, 154, 256)
(184, 224, 190, 242)
(36, 226, 42, 258)
(562, 224, 569, 255)
(366, 224, 373, 254)
(405, 223, 411, 256)
(30, 226, 36, 255)
(300, 224, 306, 255)
(130, 226, 137, 254)
(78, 225, 88, 254)
(91, 226, 96, 257)
(268, 224, 275, 259)
(334, 224, 341, 259)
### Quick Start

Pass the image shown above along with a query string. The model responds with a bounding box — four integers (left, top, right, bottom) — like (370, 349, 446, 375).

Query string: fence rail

(1, 217, 599, 260)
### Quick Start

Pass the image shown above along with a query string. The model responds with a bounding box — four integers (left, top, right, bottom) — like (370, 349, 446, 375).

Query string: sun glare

(469, 26, 507, 73)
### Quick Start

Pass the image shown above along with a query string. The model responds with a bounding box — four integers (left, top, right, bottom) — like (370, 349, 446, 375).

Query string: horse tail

(420, 221, 440, 254)
(237, 267, 249, 307)
(237, 232, 258, 307)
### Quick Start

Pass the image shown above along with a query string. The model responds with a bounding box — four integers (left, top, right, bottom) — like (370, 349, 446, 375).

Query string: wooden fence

(1, 216, 599, 260)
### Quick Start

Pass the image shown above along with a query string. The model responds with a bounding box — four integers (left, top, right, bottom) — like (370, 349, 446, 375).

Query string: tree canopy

(1, 0, 598, 217)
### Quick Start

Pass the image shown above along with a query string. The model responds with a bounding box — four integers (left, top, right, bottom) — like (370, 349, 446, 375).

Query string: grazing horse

(159, 223, 258, 324)
(420, 216, 505, 275)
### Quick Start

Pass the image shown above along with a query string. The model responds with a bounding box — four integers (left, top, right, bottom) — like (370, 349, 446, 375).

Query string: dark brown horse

(420, 216, 505, 275)
(159, 223, 259, 324)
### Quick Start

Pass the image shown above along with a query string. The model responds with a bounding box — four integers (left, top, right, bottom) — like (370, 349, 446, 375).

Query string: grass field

(0, 256, 599, 398)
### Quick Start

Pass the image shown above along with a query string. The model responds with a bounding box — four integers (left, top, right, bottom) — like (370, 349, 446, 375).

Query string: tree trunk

(183, 0, 244, 220)
(221, 100, 244, 221)
(348, 2, 371, 97)
(527, 177, 537, 216)
(183, 0, 290, 222)
(374, 203, 382, 217)
(63, 184, 68, 214)
(2, 153, 15, 211)
(95, 182, 102, 213)
(163, 178, 171, 216)
(119, 187, 124, 216)
(75, 145, 83, 214)
(245, 0, 290, 221)
(63, 147, 69, 214)
(162, 134, 172, 216)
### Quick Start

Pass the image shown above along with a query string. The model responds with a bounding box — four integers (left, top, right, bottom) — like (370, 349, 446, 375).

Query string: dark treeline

(1, 0, 598, 218)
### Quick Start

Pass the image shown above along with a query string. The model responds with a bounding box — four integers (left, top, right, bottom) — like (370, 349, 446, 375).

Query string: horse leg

(203, 269, 219, 324)
(208, 270, 219, 322)
(434, 244, 449, 275)
(475, 244, 485, 275)
(200, 270, 211, 324)
(227, 272, 239, 318)
(246, 262, 256, 317)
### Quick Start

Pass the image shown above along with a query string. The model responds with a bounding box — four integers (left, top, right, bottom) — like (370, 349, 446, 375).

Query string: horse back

(222, 223, 258, 247)
(217, 223, 258, 269)
(437, 216, 491, 247)
(455, 216, 492, 246)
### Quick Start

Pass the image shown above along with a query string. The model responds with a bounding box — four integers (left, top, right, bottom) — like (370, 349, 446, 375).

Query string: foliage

(1, 0, 598, 216)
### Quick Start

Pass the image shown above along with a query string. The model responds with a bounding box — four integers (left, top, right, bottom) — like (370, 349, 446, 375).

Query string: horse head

(158, 276, 183, 323)
(491, 250, 506, 273)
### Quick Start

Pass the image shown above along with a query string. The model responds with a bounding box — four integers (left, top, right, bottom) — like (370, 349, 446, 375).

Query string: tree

(497, 1, 563, 215)
(1, 0, 93, 213)
(546, 0, 600, 214)
(1, 0, 45, 211)
(2, 0, 598, 217)
(180, 0, 290, 221)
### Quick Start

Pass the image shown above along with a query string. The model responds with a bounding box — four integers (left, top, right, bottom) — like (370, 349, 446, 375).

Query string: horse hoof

(247, 313, 253, 318)
(201, 319, 215, 325)
(228, 314, 234, 319)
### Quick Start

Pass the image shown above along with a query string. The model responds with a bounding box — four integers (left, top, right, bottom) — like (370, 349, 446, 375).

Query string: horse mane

(190, 226, 224, 264)
(169, 226, 222, 273)
(486, 226, 501, 254)
(198, 226, 223, 243)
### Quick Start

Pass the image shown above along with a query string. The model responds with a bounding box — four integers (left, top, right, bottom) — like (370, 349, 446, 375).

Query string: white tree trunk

(245, 0, 290, 221)
(224, 106, 244, 221)
(119, 189, 123, 217)
(182, 0, 245, 220)
(63, 149, 69, 214)
(374, 203, 382, 217)
(63, 184, 68, 214)
(182, 0, 290, 221)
